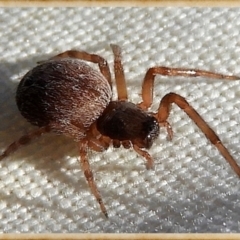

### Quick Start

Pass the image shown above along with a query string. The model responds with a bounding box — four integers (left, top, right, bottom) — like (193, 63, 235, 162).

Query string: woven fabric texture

(0, 8, 240, 233)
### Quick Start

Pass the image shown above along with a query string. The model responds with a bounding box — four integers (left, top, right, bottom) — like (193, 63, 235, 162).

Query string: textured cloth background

(0, 8, 240, 233)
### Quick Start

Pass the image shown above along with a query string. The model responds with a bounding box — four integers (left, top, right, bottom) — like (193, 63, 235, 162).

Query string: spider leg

(110, 44, 128, 100)
(40, 50, 112, 89)
(0, 126, 50, 161)
(88, 136, 111, 152)
(139, 66, 240, 110)
(133, 144, 154, 170)
(156, 92, 240, 177)
(113, 139, 121, 148)
(79, 139, 108, 218)
(87, 123, 111, 152)
(122, 140, 131, 149)
(159, 121, 173, 141)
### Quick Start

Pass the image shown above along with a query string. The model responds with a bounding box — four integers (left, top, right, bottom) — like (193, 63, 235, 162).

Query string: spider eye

(142, 117, 159, 148)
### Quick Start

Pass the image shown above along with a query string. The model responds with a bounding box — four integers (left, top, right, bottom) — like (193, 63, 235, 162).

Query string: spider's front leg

(138, 66, 240, 177)
(156, 92, 240, 177)
(139, 66, 240, 110)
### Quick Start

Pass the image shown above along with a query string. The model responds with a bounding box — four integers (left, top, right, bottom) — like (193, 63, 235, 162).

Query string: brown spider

(1, 44, 240, 218)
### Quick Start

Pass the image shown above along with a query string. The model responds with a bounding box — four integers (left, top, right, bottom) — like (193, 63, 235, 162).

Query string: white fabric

(0, 8, 240, 233)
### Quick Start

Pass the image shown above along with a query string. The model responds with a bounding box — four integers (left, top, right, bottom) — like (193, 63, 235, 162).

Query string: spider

(1, 44, 240, 218)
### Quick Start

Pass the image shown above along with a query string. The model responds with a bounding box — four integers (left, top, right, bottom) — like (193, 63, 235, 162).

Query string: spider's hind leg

(0, 126, 50, 161)
(39, 49, 112, 89)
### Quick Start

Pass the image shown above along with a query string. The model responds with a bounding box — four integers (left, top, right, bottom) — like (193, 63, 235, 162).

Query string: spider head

(133, 116, 160, 149)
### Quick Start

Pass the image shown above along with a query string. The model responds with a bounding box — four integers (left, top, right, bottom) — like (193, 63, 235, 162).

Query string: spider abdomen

(16, 58, 112, 141)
